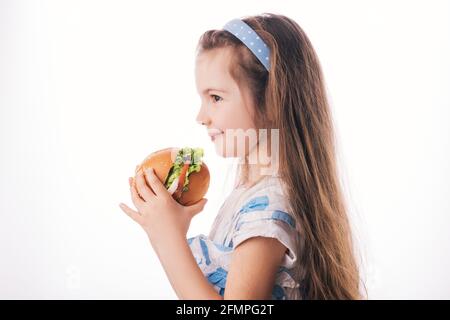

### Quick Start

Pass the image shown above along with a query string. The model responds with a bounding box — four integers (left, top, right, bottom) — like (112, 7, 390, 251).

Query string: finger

(144, 167, 169, 198)
(130, 177, 145, 201)
(130, 177, 146, 209)
(135, 169, 156, 202)
(119, 203, 143, 224)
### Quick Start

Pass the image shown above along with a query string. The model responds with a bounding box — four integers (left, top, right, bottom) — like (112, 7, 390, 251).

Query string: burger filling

(164, 147, 204, 199)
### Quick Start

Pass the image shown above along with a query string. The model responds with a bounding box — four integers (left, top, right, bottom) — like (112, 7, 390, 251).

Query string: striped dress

(187, 175, 306, 299)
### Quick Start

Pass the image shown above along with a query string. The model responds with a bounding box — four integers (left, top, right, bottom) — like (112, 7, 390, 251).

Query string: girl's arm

(121, 169, 286, 299)
(121, 170, 221, 299)
(150, 232, 223, 300)
(224, 236, 287, 299)
(152, 233, 286, 300)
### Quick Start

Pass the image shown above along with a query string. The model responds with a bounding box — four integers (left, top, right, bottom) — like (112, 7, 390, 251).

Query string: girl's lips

(207, 128, 224, 140)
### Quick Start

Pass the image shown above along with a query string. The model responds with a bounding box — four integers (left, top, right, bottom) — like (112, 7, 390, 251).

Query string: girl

(120, 13, 364, 300)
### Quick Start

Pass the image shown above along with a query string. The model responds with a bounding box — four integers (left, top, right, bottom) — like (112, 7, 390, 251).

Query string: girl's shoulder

(233, 175, 291, 214)
(229, 175, 302, 270)
(228, 175, 301, 235)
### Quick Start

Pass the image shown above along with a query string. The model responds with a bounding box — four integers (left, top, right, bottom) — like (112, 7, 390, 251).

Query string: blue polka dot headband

(223, 19, 271, 72)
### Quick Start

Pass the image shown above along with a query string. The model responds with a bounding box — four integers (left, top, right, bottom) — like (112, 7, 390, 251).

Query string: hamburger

(135, 147, 210, 206)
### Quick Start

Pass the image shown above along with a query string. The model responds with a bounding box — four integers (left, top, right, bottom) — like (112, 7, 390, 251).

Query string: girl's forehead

(195, 48, 237, 94)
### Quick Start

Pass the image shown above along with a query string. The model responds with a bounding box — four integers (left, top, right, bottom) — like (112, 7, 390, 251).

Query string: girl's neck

(234, 145, 277, 189)
(234, 163, 266, 190)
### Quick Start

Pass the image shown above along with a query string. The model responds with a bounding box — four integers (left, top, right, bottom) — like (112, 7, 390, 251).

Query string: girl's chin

(211, 133, 223, 142)
(213, 139, 250, 159)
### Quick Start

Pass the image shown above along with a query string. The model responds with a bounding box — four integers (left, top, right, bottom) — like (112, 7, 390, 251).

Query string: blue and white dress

(187, 175, 306, 300)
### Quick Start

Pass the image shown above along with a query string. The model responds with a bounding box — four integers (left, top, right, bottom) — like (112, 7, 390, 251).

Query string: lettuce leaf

(164, 147, 204, 191)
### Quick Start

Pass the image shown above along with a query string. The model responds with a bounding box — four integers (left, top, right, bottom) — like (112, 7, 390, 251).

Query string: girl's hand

(119, 167, 207, 247)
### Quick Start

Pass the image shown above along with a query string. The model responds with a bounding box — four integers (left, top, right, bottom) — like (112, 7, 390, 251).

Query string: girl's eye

(210, 94, 223, 103)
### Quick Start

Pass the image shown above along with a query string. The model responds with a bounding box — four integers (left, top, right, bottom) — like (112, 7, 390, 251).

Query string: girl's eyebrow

(202, 88, 228, 94)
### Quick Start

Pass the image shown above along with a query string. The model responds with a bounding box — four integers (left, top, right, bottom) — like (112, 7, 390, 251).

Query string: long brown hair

(196, 13, 365, 299)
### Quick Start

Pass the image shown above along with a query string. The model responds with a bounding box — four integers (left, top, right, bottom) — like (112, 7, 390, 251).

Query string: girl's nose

(195, 109, 211, 127)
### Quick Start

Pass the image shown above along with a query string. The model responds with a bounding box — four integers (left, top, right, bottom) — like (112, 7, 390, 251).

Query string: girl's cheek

(215, 134, 237, 158)
(216, 114, 237, 130)
(213, 130, 253, 159)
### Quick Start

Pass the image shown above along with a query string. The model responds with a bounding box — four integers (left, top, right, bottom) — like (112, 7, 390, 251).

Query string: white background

(1, 0, 449, 299)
